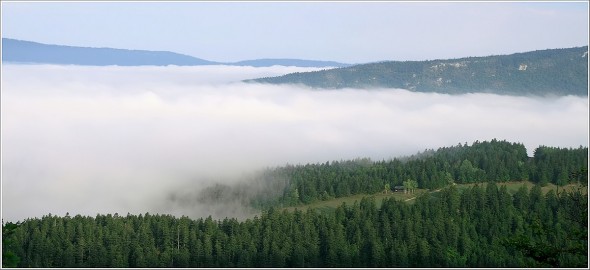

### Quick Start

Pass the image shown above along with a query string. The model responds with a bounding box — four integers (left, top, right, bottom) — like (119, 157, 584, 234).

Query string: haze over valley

(2, 63, 587, 222)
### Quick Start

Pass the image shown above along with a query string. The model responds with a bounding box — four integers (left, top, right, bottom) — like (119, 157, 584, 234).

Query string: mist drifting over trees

(2, 64, 588, 222)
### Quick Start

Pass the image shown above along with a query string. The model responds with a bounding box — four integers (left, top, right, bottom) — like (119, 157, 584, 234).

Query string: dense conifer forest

(2, 139, 588, 268)
(206, 139, 588, 209)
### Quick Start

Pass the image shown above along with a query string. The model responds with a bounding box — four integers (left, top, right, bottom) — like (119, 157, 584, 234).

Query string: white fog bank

(2, 65, 588, 222)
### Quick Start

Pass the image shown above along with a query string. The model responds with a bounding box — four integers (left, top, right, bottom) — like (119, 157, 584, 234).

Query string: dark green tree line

(256, 139, 586, 207)
(3, 183, 587, 268)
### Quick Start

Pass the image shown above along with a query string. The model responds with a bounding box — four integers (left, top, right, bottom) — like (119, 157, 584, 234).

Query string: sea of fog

(2, 64, 588, 222)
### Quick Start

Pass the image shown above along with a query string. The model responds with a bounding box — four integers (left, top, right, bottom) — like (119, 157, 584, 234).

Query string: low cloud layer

(2, 65, 588, 222)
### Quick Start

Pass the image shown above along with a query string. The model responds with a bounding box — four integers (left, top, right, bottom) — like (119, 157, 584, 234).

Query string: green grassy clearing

(283, 189, 428, 212)
(282, 180, 586, 212)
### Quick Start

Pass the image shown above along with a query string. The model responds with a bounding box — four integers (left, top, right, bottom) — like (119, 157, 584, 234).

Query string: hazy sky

(2, 1, 588, 63)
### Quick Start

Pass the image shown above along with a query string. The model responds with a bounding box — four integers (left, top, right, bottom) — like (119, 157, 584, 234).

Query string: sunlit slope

(250, 46, 589, 96)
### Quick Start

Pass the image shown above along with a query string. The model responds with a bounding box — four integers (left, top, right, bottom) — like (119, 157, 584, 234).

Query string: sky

(1, 1, 588, 64)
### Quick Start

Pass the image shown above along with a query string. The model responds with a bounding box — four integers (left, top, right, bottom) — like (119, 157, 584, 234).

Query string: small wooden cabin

(393, 185, 405, 192)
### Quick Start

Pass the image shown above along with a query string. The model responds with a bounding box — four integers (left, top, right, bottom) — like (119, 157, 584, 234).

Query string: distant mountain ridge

(2, 38, 216, 66)
(233, 58, 350, 68)
(1, 38, 349, 68)
(249, 46, 589, 96)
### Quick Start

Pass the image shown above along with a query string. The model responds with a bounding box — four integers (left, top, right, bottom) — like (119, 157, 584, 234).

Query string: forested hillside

(250, 46, 589, 96)
(3, 183, 587, 267)
(3, 139, 588, 268)
(199, 140, 587, 209)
